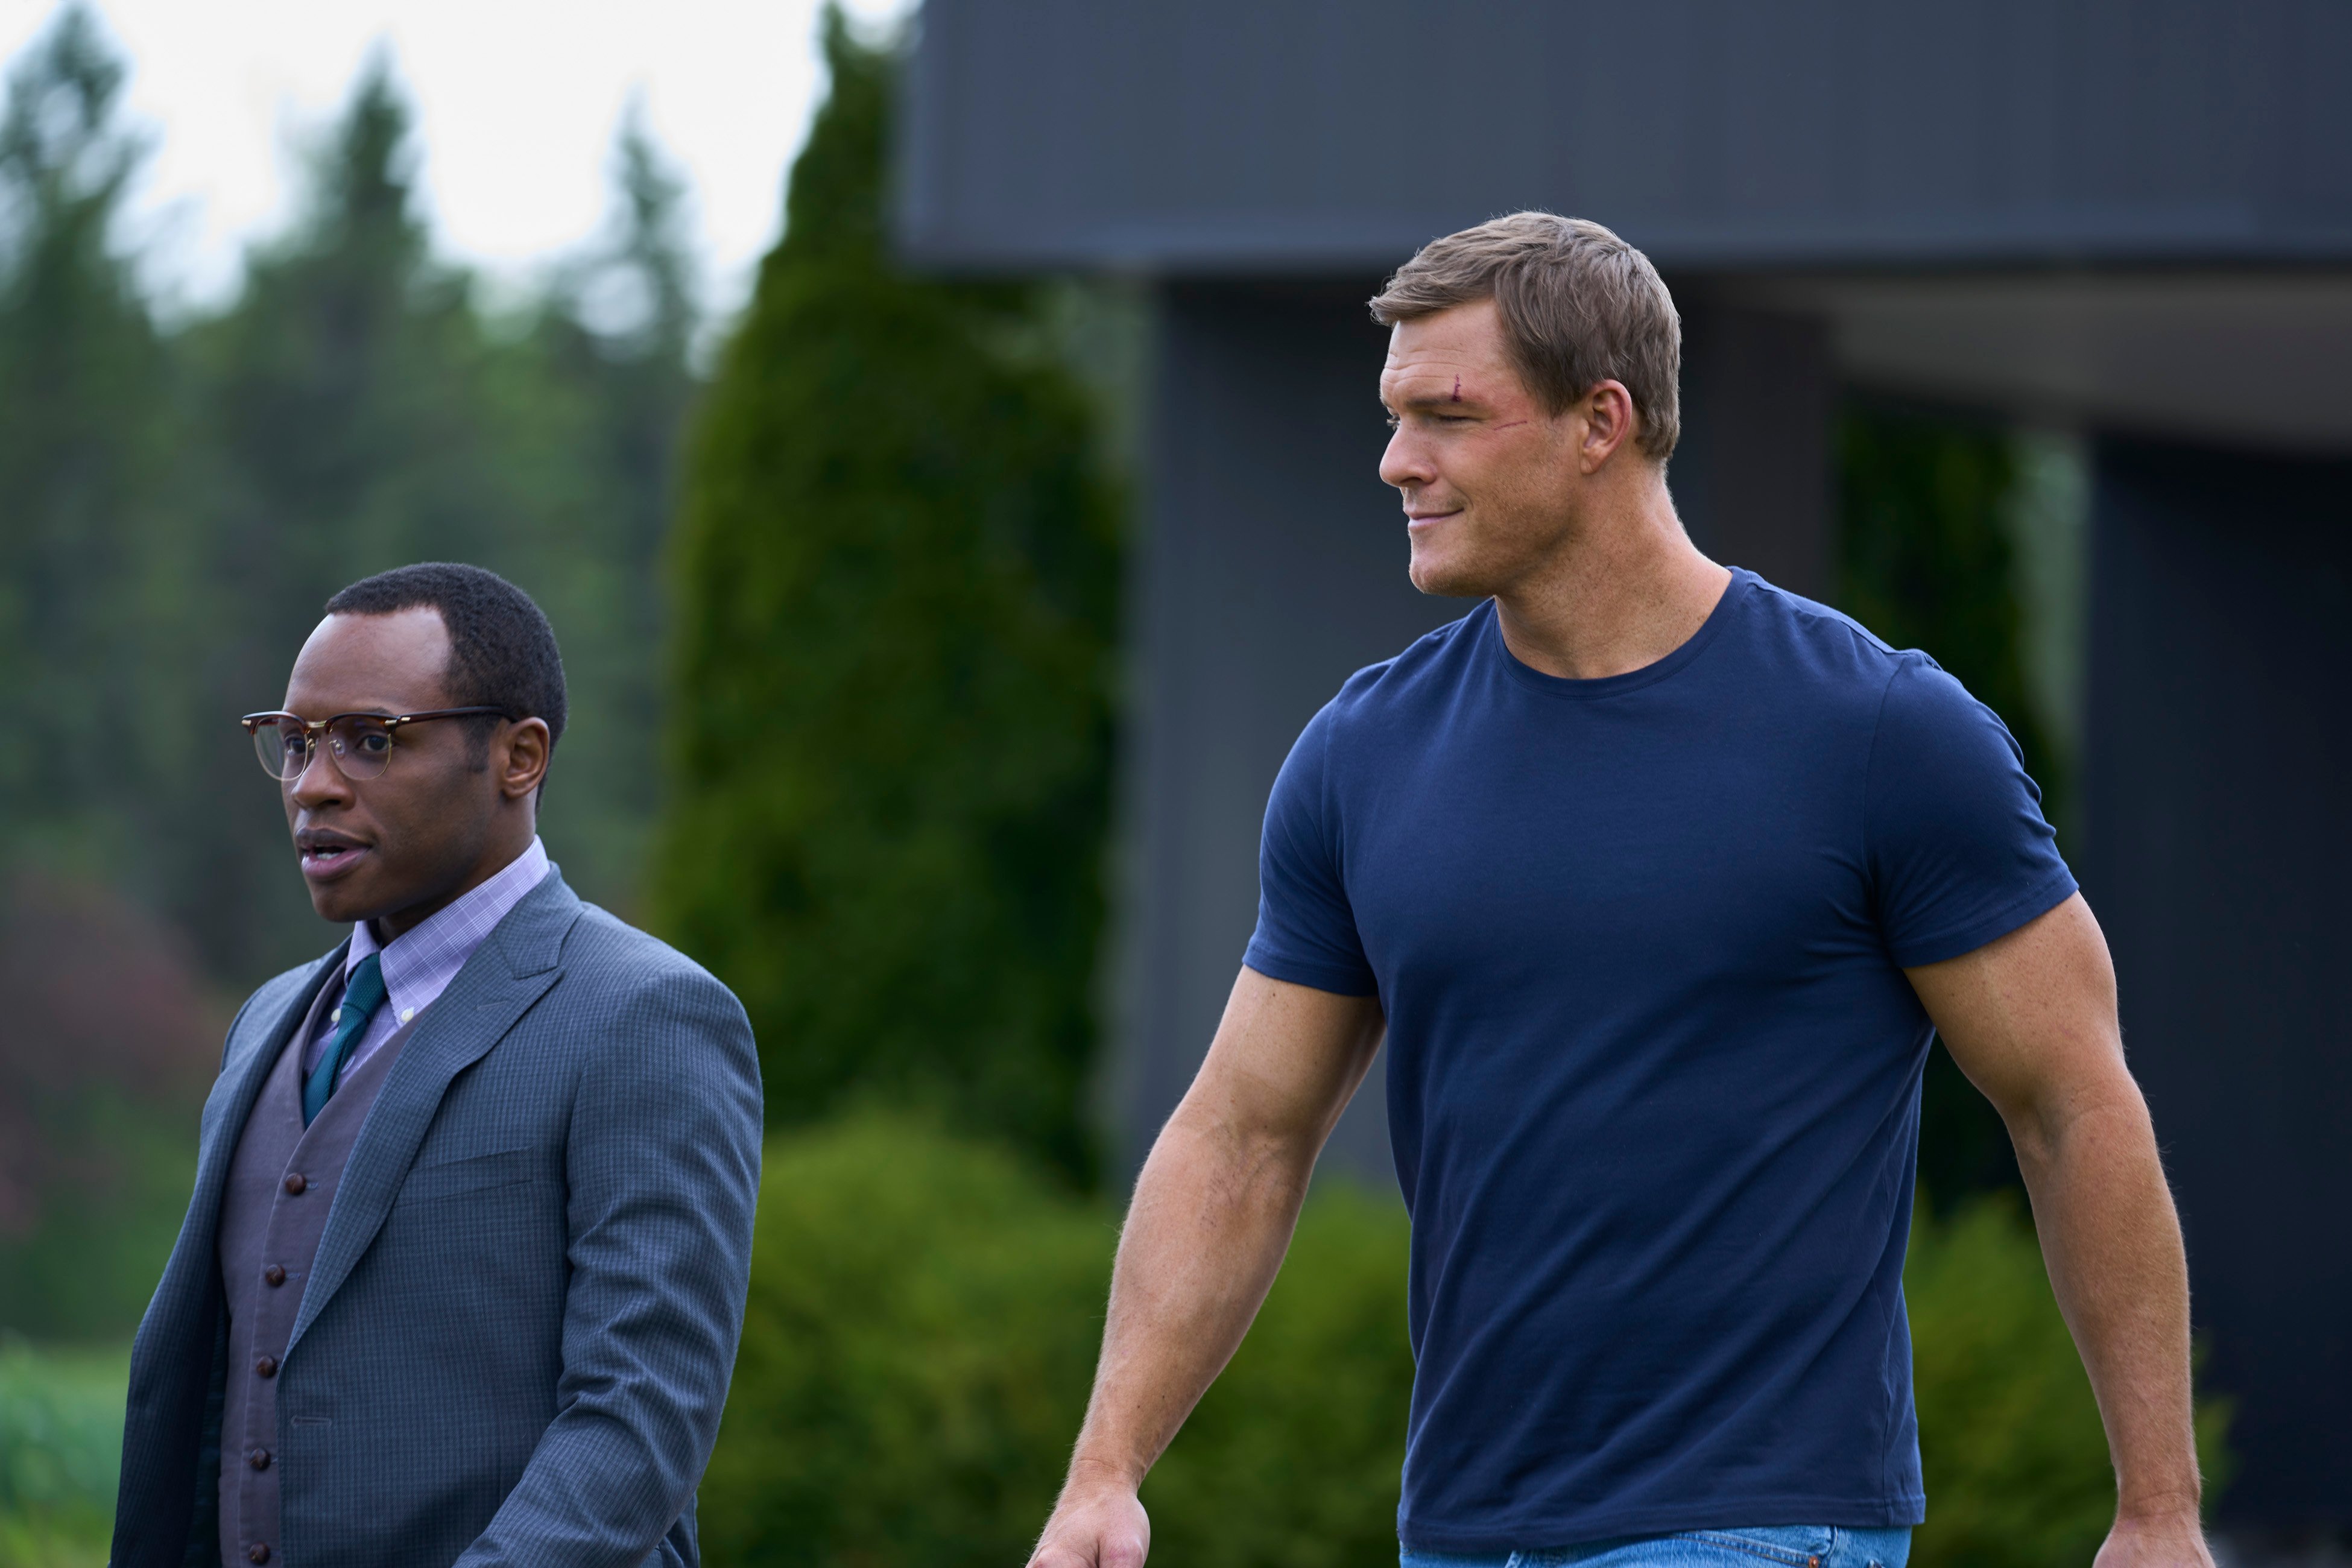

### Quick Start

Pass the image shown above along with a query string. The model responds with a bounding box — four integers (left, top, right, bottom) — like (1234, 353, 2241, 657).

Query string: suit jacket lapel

(187, 947, 346, 1254)
(289, 873, 583, 1352)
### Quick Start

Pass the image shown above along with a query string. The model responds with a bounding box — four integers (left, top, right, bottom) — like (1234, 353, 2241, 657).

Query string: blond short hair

(1370, 213, 1681, 461)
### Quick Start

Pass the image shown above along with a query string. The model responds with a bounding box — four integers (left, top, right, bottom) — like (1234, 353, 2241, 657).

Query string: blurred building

(900, 0, 2350, 1535)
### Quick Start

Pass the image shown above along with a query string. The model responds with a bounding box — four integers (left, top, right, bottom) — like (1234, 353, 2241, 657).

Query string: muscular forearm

(1066, 1102, 1320, 1488)
(1029, 969, 1380, 1568)
(2008, 1078, 2201, 1522)
(1915, 897, 2213, 1566)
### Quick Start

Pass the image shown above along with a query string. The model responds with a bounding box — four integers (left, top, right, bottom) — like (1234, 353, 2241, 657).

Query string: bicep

(1904, 893, 2134, 1145)
(1180, 966, 1385, 1151)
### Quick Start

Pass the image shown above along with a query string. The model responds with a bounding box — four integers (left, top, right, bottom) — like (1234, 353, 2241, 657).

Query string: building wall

(2084, 438, 2352, 1526)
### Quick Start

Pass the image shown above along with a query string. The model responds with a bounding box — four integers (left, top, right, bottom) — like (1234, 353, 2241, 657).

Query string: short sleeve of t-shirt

(1244, 705, 1379, 996)
(1867, 654, 2078, 967)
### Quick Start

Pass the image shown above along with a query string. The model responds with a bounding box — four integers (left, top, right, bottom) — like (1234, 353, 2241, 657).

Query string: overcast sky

(0, 0, 912, 315)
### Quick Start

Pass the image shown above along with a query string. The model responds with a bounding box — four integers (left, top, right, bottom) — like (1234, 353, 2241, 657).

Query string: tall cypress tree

(0, 5, 185, 885)
(528, 107, 703, 920)
(659, 11, 1121, 1183)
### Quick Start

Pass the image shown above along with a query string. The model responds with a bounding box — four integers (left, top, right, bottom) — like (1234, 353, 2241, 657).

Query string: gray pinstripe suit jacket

(112, 872, 763, 1568)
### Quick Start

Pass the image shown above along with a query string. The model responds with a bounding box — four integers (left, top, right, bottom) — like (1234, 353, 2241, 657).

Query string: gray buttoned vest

(213, 970, 416, 1567)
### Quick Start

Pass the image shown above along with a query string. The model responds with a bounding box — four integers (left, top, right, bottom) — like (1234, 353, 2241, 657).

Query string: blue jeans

(1403, 1525, 1912, 1568)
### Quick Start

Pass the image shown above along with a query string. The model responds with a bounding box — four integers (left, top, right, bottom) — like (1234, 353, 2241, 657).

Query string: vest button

(255, 1356, 278, 1378)
(282, 1172, 307, 1196)
(247, 1546, 270, 1564)
(263, 1264, 286, 1287)
(249, 1447, 271, 1471)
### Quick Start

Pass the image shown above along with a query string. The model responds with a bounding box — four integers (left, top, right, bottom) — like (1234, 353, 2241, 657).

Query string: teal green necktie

(303, 953, 387, 1127)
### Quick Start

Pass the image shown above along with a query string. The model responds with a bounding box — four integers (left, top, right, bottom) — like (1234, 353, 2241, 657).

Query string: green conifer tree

(657, 11, 1121, 1183)
(0, 7, 213, 1338)
(0, 4, 185, 884)
(530, 106, 705, 918)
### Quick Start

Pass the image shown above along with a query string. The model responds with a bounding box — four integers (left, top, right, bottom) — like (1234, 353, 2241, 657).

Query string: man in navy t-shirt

(1028, 214, 2214, 1568)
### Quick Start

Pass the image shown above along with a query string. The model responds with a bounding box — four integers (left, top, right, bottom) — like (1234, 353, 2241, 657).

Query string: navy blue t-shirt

(1242, 571, 2075, 1551)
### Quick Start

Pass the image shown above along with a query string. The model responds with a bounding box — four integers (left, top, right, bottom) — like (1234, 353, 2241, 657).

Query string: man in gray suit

(113, 563, 763, 1567)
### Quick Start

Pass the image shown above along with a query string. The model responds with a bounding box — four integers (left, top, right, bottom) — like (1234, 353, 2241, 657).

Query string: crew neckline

(1487, 568, 1750, 701)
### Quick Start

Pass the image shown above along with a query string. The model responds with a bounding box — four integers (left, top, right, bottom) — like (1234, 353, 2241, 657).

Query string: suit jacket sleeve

(453, 963, 763, 1566)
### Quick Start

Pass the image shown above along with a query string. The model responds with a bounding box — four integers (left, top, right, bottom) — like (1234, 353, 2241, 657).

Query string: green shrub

(703, 1122, 2230, 1567)
(0, 1338, 125, 1568)
(1908, 1195, 2231, 1568)
(701, 1116, 1107, 1565)
(700, 1118, 1412, 1567)
(655, 14, 1120, 1184)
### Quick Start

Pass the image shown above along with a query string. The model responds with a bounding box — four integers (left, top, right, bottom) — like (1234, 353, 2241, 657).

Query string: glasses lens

(326, 715, 394, 780)
(251, 716, 308, 780)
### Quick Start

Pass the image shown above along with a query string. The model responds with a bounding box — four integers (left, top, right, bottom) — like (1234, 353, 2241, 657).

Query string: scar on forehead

(1451, 375, 1461, 402)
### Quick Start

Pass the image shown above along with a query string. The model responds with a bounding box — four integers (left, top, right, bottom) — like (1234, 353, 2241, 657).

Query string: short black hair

(324, 563, 567, 748)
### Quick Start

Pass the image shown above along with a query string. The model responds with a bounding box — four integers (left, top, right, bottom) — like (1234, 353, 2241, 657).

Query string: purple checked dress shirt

(303, 836, 553, 1077)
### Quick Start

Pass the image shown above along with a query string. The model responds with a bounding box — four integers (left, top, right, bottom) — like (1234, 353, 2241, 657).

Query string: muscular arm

(1029, 967, 1385, 1568)
(1907, 893, 2211, 1568)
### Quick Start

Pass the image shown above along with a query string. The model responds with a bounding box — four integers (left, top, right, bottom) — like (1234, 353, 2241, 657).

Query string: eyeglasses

(239, 708, 510, 783)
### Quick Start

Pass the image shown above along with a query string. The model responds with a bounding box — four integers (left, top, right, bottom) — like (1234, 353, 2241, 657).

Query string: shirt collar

(346, 836, 552, 1023)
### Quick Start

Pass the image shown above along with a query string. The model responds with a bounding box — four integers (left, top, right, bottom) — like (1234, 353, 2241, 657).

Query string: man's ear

(1576, 380, 1640, 474)
(498, 718, 552, 800)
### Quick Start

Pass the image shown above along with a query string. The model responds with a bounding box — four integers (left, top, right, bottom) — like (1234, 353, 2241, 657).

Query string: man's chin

(304, 868, 393, 928)
(1406, 552, 1495, 600)
(305, 883, 372, 926)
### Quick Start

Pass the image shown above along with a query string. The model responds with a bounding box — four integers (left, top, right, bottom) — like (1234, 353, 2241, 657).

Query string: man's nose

(1379, 425, 1434, 491)
(287, 739, 352, 809)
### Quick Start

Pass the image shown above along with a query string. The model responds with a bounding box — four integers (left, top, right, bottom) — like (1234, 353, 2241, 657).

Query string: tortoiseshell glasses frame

(239, 707, 510, 783)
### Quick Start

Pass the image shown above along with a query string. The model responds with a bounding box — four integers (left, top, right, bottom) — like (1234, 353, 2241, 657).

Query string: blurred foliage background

(0, 4, 2221, 1564)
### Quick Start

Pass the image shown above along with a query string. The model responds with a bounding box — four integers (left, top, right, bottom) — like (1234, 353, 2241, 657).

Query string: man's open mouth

(300, 841, 370, 877)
